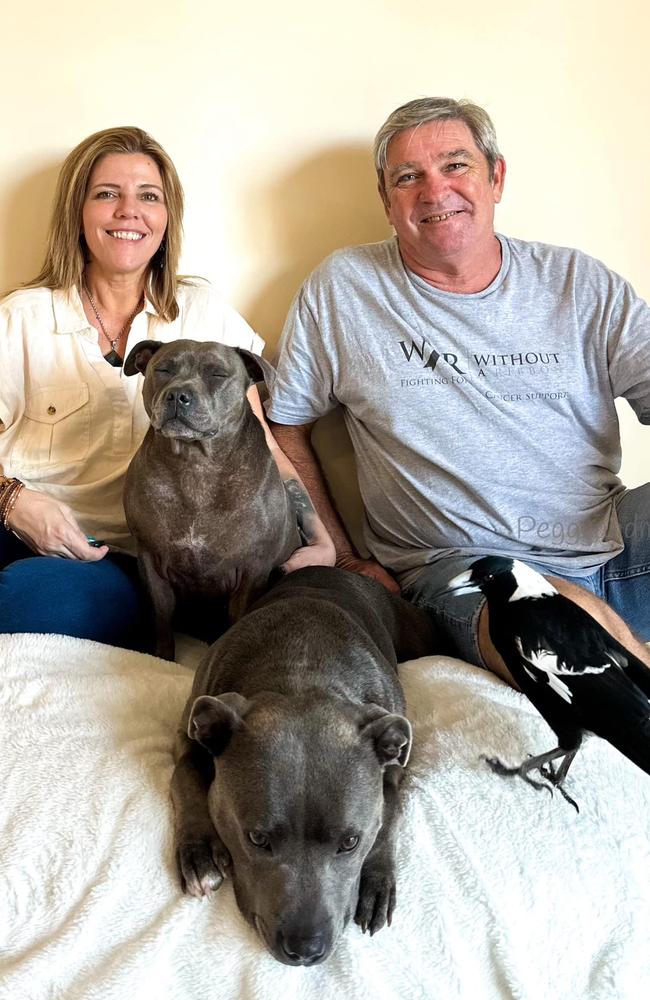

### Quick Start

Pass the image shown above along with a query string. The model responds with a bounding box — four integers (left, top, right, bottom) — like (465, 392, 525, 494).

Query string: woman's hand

(281, 537, 337, 574)
(335, 553, 401, 594)
(280, 478, 336, 573)
(7, 488, 108, 561)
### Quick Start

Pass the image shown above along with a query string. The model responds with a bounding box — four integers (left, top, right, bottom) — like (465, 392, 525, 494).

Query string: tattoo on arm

(284, 478, 316, 545)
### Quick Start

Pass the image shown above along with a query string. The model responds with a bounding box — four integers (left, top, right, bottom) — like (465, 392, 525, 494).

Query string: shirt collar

(52, 285, 157, 334)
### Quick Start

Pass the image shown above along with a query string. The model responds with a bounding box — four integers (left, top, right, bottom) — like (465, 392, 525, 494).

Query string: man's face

(381, 119, 505, 274)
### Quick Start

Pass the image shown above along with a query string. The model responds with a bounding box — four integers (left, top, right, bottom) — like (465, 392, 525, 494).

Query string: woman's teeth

(108, 231, 144, 240)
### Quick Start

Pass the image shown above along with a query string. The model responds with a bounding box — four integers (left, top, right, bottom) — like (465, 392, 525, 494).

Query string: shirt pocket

(11, 384, 91, 471)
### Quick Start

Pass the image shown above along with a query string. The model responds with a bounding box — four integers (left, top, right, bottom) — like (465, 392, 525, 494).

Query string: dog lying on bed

(171, 566, 437, 966)
(123, 339, 301, 660)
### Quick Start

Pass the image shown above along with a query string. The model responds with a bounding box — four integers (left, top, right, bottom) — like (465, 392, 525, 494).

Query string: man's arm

(268, 419, 400, 593)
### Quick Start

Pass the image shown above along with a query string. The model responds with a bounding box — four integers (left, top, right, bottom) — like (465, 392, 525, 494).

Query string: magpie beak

(446, 568, 481, 597)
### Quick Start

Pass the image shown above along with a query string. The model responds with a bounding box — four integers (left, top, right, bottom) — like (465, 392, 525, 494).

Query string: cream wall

(2, 0, 649, 486)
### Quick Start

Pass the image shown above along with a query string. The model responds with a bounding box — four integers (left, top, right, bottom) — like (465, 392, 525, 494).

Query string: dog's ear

(123, 339, 166, 376)
(359, 705, 412, 767)
(187, 692, 251, 757)
(235, 348, 277, 389)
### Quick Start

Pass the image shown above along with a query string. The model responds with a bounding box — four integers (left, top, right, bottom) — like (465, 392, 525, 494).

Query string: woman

(0, 126, 334, 650)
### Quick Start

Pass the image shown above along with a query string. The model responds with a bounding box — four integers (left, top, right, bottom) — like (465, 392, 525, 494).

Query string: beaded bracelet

(0, 477, 22, 509)
(0, 477, 17, 520)
(0, 477, 25, 529)
(0, 478, 19, 522)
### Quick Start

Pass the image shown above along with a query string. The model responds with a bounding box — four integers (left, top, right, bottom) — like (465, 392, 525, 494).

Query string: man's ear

(359, 704, 413, 767)
(235, 348, 277, 390)
(123, 339, 165, 376)
(491, 156, 506, 204)
(187, 692, 251, 757)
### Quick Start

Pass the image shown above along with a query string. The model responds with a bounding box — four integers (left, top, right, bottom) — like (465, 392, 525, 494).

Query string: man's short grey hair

(374, 97, 502, 200)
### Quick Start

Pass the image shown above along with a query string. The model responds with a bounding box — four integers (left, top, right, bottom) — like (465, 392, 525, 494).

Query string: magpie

(448, 555, 650, 810)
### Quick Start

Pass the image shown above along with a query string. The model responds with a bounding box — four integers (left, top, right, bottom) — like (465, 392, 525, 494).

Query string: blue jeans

(0, 529, 150, 651)
(403, 484, 650, 668)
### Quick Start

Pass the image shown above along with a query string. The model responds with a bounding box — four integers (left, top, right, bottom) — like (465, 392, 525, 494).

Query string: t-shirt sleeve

(607, 280, 650, 424)
(266, 286, 337, 425)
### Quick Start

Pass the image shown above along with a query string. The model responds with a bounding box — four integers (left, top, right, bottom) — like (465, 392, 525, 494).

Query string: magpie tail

(607, 716, 650, 776)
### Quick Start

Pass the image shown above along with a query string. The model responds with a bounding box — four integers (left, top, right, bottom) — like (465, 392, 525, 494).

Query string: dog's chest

(142, 484, 290, 590)
(163, 532, 245, 594)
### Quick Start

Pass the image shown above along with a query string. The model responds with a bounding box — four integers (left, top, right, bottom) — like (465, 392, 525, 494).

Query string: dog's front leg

(355, 767, 404, 935)
(171, 734, 231, 898)
(138, 550, 176, 659)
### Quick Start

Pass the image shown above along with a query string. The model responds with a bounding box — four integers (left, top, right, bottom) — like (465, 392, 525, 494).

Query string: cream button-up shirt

(0, 281, 265, 549)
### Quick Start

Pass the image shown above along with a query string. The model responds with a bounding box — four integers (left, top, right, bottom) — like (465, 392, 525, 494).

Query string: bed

(1, 628, 649, 1000)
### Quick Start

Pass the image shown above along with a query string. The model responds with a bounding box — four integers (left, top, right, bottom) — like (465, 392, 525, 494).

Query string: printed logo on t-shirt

(397, 336, 568, 402)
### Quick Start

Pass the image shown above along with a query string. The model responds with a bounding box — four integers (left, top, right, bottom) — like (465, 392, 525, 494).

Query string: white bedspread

(1, 632, 649, 1000)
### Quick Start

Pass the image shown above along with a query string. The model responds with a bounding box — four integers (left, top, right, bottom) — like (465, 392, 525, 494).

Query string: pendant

(104, 349, 123, 367)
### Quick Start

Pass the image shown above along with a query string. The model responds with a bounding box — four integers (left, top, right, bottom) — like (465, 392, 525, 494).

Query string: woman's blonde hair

(24, 126, 184, 322)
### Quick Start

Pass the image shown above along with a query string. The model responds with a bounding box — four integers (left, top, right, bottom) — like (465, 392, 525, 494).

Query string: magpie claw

(552, 780, 580, 813)
(481, 754, 580, 813)
(539, 761, 580, 812)
(521, 772, 554, 796)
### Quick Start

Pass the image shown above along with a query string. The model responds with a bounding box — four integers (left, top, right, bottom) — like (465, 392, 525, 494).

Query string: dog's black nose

(278, 930, 327, 965)
(166, 388, 193, 408)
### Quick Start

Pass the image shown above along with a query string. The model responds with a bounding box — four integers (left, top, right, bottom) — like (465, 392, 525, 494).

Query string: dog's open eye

(248, 830, 270, 850)
(337, 835, 359, 854)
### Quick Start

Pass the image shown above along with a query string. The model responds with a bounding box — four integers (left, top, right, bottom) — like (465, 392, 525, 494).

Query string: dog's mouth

(151, 402, 215, 439)
(156, 416, 215, 440)
(253, 915, 274, 953)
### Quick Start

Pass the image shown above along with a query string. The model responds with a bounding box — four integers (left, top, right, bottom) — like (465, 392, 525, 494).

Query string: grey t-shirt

(267, 235, 650, 583)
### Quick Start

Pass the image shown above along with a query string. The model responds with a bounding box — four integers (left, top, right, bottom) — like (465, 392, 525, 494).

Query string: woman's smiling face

(82, 152, 168, 279)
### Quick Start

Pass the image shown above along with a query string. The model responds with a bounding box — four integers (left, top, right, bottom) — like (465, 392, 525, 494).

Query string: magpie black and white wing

(510, 594, 650, 774)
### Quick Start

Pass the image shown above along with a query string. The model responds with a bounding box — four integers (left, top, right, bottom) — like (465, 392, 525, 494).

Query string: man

(266, 97, 650, 683)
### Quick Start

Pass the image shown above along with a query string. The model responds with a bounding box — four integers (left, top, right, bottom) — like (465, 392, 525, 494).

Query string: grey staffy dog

(123, 338, 301, 660)
(171, 565, 438, 966)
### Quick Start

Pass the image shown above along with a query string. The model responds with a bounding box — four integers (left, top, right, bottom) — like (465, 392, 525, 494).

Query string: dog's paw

(176, 834, 231, 898)
(354, 863, 396, 935)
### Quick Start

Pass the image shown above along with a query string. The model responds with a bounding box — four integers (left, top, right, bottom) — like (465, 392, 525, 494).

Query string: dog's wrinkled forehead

(150, 340, 239, 376)
(219, 699, 378, 802)
(124, 337, 274, 387)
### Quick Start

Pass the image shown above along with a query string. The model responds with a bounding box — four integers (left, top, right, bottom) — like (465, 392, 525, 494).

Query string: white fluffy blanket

(1, 632, 649, 1000)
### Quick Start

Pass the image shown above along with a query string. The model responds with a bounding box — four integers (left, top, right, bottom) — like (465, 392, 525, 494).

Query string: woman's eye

(95, 190, 116, 199)
(337, 835, 359, 854)
(248, 830, 270, 849)
(141, 191, 162, 202)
